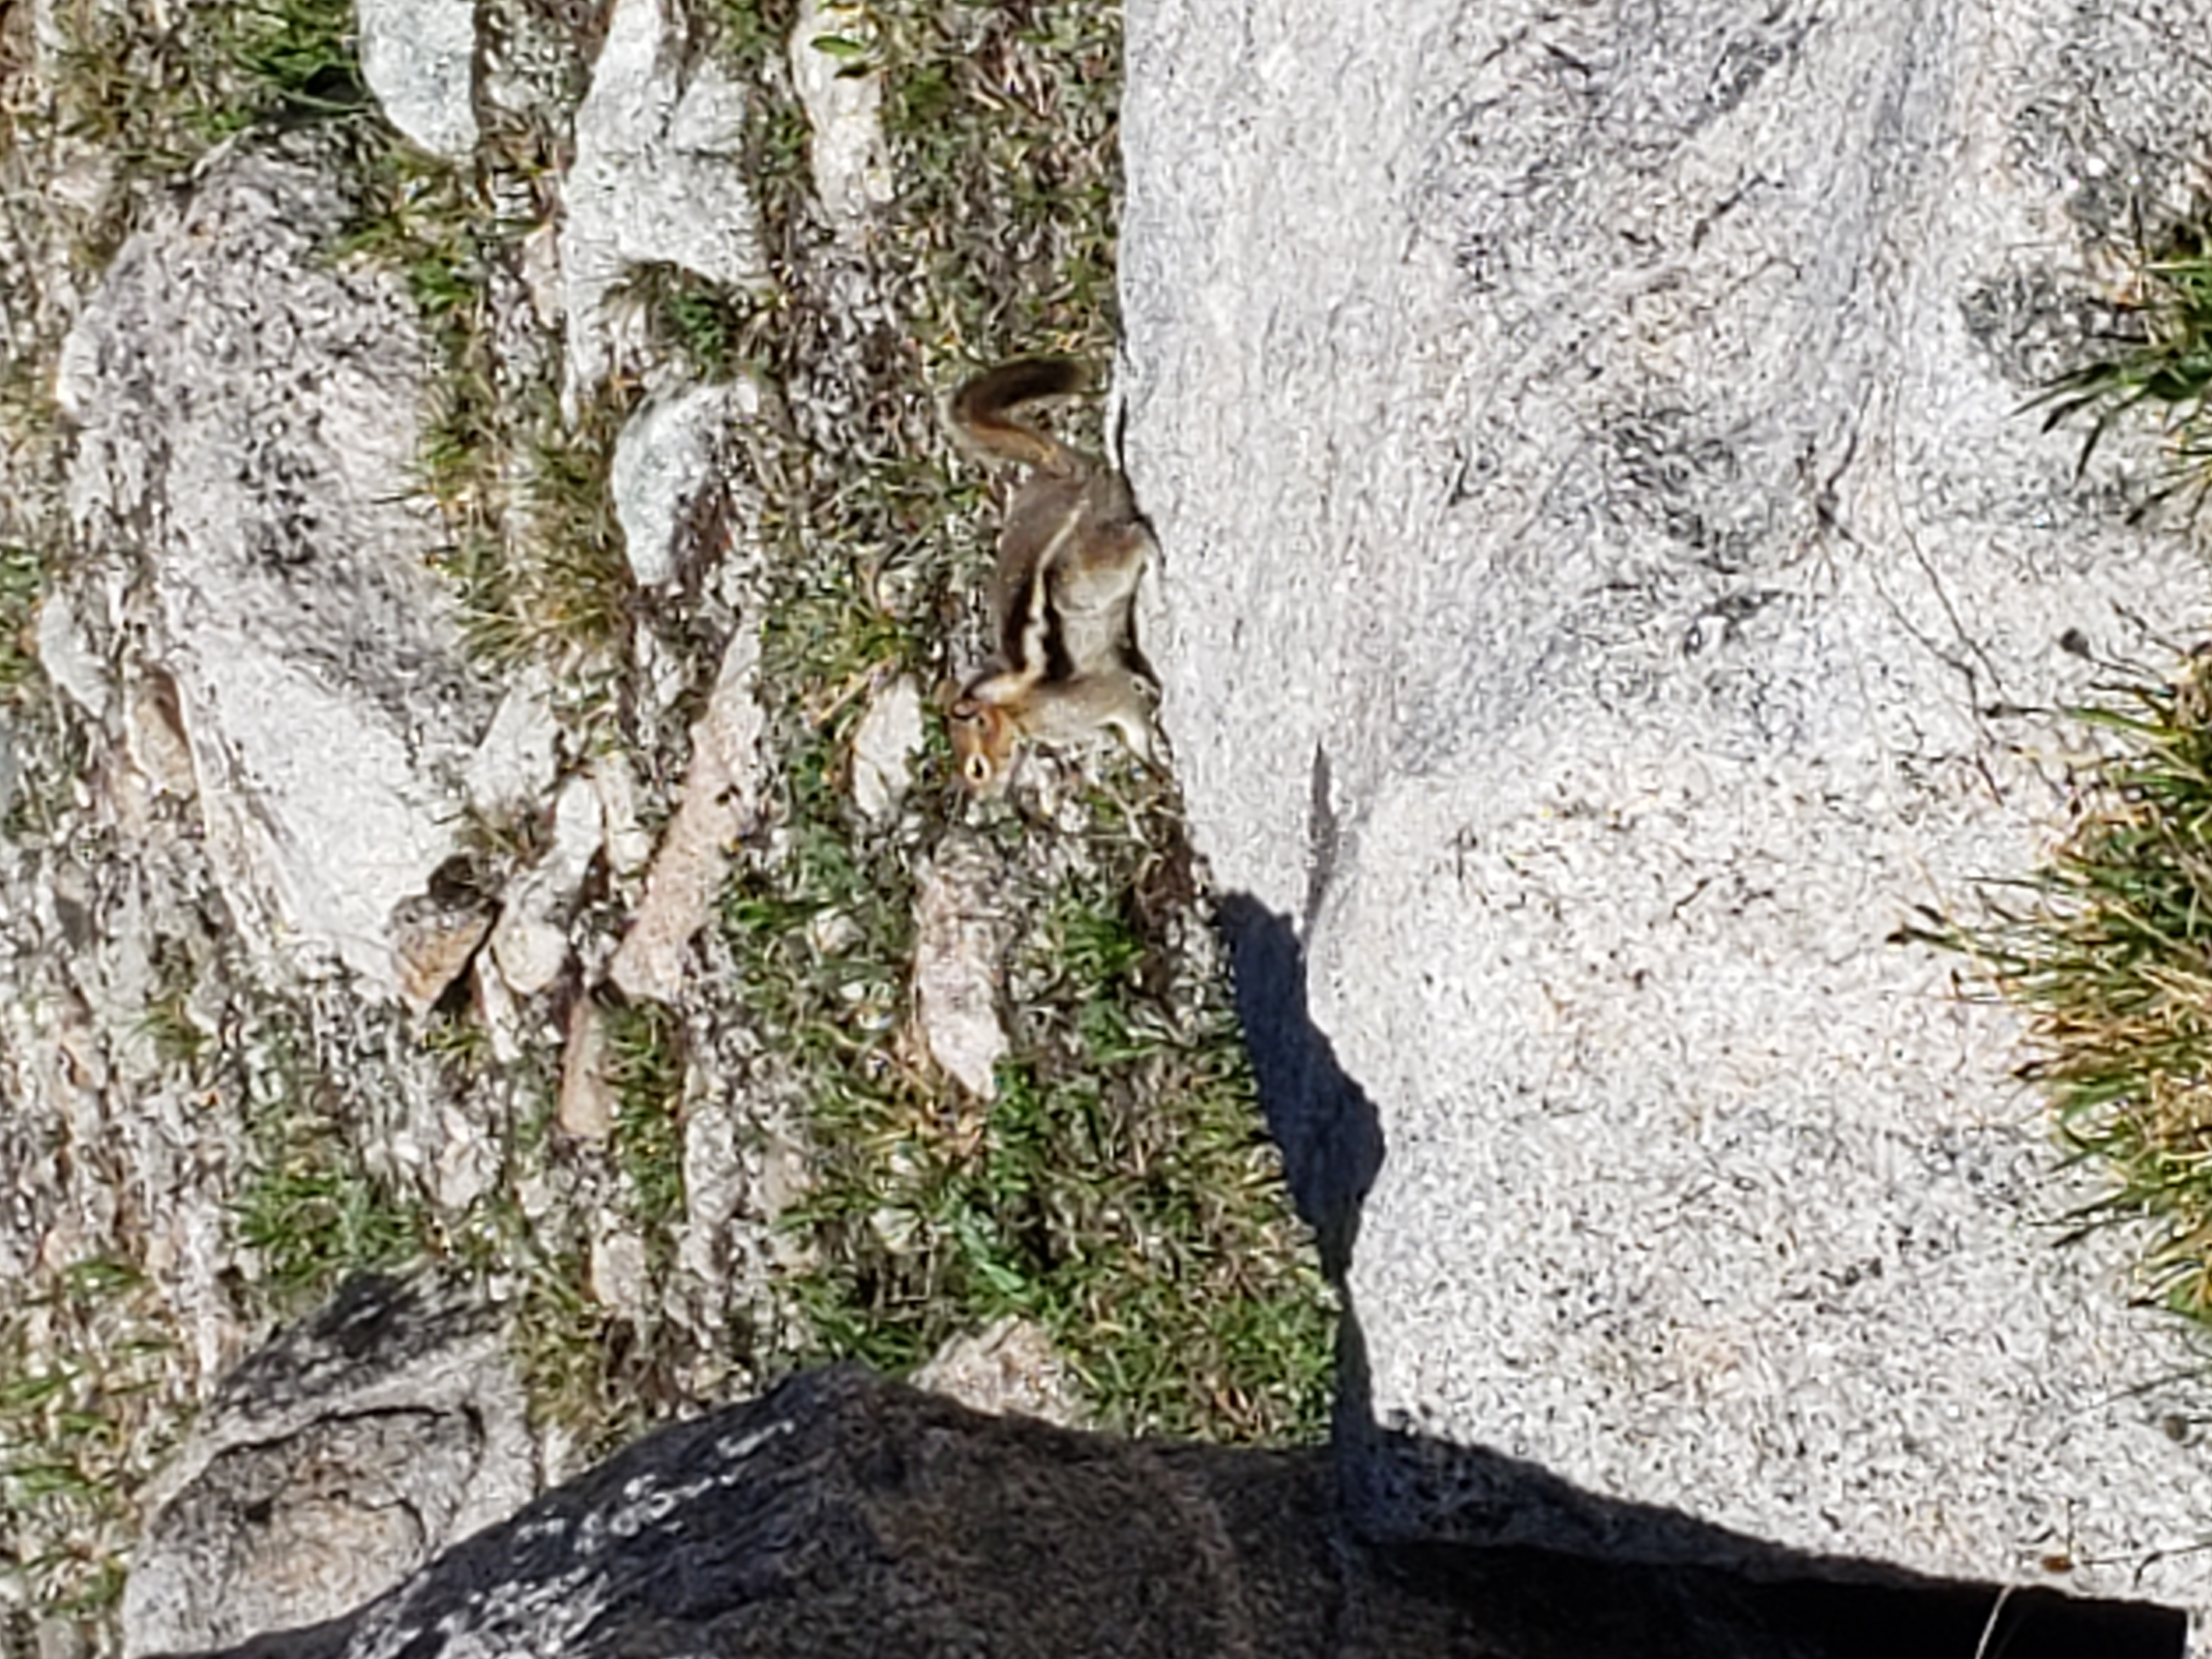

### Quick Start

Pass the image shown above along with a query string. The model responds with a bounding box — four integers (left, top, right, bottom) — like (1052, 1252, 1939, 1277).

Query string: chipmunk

(945, 357, 1155, 794)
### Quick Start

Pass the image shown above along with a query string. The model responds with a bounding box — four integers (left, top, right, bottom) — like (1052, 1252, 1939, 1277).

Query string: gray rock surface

(610, 380, 754, 590)
(848, 673, 924, 820)
(914, 1314, 1087, 1427)
(167, 1357, 2179, 1659)
(359, 0, 479, 160)
(1122, 0, 2212, 1619)
(122, 1274, 533, 1659)
(487, 773, 602, 996)
(58, 139, 486, 1000)
(912, 831, 1014, 1097)
(788, 0, 893, 236)
(464, 664, 561, 816)
(560, 0, 768, 406)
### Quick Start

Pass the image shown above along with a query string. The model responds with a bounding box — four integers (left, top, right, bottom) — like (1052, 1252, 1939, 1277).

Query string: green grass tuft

(1934, 207, 2212, 1322)
(0, 542, 48, 696)
(731, 783, 1335, 1442)
(1931, 663, 2212, 1318)
(622, 263, 757, 383)
(52, 0, 366, 206)
(0, 1260, 187, 1618)
(2032, 218, 2212, 509)
(233, 1129, 433, 1306)
(605, 998, 690, 1237)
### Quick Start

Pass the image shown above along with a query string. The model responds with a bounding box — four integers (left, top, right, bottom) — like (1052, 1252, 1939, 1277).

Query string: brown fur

(945, 358, 1155, 794)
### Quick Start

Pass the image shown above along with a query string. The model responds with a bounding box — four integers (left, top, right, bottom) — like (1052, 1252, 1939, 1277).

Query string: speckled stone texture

(1121, 0, 2212, 1629)
(123, 1275, 533, 1658)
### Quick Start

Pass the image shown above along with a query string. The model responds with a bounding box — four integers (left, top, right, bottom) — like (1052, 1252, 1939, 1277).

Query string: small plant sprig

(2032, 222, 2212, 510)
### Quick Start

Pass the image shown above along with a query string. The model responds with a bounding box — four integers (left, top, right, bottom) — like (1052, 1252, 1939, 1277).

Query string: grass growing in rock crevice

(1945, 208, 2212, 1325)
(1943, 666, 2212, 1318)
(0, 1260, 182, 1621)
(337, 133, 643, 675)
(735, 809, 1335, 1441)
(50, 0, 367, 264)
(698, 0, 1334, 1441)
(2031, 217, 2212, 512)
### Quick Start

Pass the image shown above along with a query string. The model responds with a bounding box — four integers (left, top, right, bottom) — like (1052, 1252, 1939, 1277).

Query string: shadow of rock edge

(135, 910, 2187, 1659)
(151, 1310, 2180, 1659)
(1215, 891, 1384, 1285)
(1212, 891, 2184, 1658)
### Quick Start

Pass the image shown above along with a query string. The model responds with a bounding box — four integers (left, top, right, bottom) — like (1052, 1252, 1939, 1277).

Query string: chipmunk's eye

(964, 752, 992, 785)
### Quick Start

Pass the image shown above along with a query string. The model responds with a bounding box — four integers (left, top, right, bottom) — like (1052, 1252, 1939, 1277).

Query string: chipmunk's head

(947, 694, 1018, 794)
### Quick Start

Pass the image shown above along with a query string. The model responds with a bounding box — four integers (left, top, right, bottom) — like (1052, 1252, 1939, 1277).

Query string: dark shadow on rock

(124, 1270, 535, 1658)
(1214, 891, 1384, 1283)
(1209, 892, 2183, 1656)
(164, 1364, 2181, 1659)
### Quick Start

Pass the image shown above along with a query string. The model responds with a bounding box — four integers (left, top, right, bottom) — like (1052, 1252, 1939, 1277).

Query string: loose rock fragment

(433, 1101, 496, 1212)
(465, 664, 562, 817)
(911, 833, 1012, 1098)
(122, 673, 195, 801)
(789, 0, 894, 235)
(34, 591, 106, 720)
(561, 0, 768, 403)
(679, 1094, 744, 1284)
(589, 1221, 650, 1317)
(557, 997, 617, 1141)
(391, 896, 494, 1015)
(610, 627, 765, 1001)
(359, 0, 479, 159)
(489, 775, 605, 998)
(849, 674, 924, 820)
(915, 1316, 1086, 1428)
(593, 751, 656, 878)
(611, 380, 754, 591)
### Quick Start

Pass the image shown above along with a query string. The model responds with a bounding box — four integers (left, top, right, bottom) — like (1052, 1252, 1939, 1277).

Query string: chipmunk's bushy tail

(947, 357, 1089, 473)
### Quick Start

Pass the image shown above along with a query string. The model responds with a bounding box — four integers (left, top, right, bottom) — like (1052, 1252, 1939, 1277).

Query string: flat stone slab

(1123, 0, 2212, 1627)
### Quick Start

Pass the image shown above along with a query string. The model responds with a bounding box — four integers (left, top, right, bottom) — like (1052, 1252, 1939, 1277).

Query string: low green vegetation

(870, 0, 1125, 363)
(730, 799, 1334, 1441)
(8, 12, 1331, 1641)
(622, 263, 757, 384)
(1946, 211, 2212, 1324)
(0, 541, 48, 696)
(701, 0, 1332, 1439)
(605, 999, 690, 1245)
(0, 1261, 184, 1620)
(1942, 671, 2212, 1320)
(51, 0, 364, 261)
(338, 133, 642, 676)
(2032, 223, 2212, 508)
(188, 0, 1339, 1444)
(233, 1122, 431, 1302)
